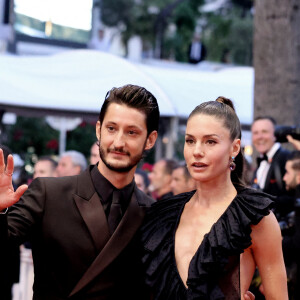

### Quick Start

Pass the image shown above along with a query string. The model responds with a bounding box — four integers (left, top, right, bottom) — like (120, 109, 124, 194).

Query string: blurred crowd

(1, 114, 300, 300)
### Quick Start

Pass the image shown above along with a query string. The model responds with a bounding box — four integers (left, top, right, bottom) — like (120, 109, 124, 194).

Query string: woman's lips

(191, 162, 208, 168)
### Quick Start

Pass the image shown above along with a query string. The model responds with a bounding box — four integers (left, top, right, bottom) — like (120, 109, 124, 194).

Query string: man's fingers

(0, 149, 5, 173)
(5, 154, 14, 175)
(15, 184, 28, 200)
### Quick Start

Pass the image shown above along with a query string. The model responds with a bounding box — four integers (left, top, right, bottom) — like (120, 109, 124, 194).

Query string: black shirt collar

(90, 165, 135, 210)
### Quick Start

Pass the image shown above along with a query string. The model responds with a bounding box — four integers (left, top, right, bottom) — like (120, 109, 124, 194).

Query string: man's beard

(99, 142, 146, 173)
(286, 177, 297, 191)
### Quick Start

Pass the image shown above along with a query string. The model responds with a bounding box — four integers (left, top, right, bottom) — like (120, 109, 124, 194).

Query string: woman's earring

(229, 156, 236, 171)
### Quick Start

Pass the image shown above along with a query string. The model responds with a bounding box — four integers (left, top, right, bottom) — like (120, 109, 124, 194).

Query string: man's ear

(75, 165, 81, 174)
(96, 121, 101, 140)
(296, 172, 300, 185)
(145, 131, 158, 151)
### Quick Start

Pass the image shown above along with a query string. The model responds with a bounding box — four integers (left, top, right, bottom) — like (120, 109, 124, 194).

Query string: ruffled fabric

(141, 188, 274, 300)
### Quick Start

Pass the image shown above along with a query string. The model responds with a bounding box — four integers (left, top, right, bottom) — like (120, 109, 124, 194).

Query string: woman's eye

(185, 139, 194, 144)
(207, 140, 216, 145)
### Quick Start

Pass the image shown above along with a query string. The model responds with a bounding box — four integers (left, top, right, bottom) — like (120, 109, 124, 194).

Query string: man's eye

(107, 126, 115, 131)
(128, 130, 139, 135)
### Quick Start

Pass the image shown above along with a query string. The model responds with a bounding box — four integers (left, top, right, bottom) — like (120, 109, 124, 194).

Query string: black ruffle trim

(141, 188, 274, 300)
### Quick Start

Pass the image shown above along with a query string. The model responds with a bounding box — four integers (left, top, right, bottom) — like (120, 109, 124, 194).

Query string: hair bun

(215, 96, 235, 111)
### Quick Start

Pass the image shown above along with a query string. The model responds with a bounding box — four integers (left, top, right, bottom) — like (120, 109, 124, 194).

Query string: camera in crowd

(275, 125, 300, 143)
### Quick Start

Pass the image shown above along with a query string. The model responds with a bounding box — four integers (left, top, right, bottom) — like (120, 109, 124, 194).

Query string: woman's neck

(194, 176, 237, 207)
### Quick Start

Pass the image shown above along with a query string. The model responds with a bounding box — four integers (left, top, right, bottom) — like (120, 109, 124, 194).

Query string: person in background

(88, 28, 111, 52)
(0, 145, 20, 300)
(90, 141, 100, 165)
(149, 158, 177, 201)
(0, 84, 159, 299)
(141, 97, 287, 300)
(33, 156, 57, 179)
(16, 156, 58, 300)
(251, 116, 293, 219)
(134, 168, 151, 195)
(287, 135, 300, 151)
(170, 162, 196, 196)
(250, 116, 292, 298)
(56, 150, 87, 177)
(188, 33, 207, 64)
(282, 151, 300, 299)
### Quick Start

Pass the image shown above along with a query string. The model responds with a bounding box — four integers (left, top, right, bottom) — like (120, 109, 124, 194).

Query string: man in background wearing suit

(251, 116, 293, 219)
(250, 116, 292, 299)
(0, 84, 159, 300)
(188, 33, 207, 64)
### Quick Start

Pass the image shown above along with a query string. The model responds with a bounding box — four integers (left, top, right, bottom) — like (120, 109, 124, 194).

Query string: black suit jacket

(253, 147, 293, 217)
(188, 42, 207, 64)
(0, 168, 154, 299)
(262, 147, 289, 195)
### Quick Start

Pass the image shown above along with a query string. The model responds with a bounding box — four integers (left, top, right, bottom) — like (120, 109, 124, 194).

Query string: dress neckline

(172, 190, 239, 291)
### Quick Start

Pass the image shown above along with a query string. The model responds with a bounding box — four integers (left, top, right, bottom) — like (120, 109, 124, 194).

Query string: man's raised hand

(0, 149, 28, 211)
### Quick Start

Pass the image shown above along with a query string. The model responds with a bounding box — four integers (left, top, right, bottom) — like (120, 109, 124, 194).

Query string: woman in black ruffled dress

(141, 97, 288, 299)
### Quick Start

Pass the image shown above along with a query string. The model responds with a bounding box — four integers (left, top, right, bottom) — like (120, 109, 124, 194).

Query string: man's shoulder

(274, 146, 290, 161)
(134, 187, 155, 207)
(31, 169, 91, 190)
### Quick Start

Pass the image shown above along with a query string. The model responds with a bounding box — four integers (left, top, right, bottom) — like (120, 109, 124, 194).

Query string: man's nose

(113, 132, 126, 147)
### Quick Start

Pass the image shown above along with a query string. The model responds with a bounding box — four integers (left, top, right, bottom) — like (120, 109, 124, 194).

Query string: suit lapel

(74, 192, 110, 252)
(69, 190, 147, 297)
(264, 148, 280, 191)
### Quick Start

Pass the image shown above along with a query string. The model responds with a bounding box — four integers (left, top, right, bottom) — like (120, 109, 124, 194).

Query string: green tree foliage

(6, 117, 97, 160)
(167, 0, 201, 61)
(66, 121, 97, 158)
(6, 117, 59, 156)
(203, 7, 253, 66)
(99, 0, 203, 59)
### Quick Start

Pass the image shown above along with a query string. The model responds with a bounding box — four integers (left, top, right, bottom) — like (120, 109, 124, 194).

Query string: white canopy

(0, 49, 253, 125)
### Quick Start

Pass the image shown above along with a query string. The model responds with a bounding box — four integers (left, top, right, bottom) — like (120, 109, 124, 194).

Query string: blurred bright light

(244, 145, 253, 156)
(14, 0, 93, 30)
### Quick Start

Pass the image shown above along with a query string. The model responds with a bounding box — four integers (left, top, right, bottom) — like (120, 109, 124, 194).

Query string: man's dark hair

(99, 84, 160, 136)
(37, 156, 58, 171)
(287, 151, 300, 171)
(162, 159, 178, 175)
(175, 162, 192, 181)
(0, 144, 12, 164)
(135, 168, 150, 188)
(253, 116, 277, 127)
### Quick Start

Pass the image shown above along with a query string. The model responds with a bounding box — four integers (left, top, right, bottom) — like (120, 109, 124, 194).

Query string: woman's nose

(193, 143, 204, 157)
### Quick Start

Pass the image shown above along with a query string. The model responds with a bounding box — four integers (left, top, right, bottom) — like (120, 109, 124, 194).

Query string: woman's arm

(240, 247, 256, 299)
(250, 212, 288, 299)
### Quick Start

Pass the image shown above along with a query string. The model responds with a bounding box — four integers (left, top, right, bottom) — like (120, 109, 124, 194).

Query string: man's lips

(108, 150, 129, 156)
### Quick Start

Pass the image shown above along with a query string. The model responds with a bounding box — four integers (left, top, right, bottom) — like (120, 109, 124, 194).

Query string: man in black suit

(251, 116, 293, 218)
(0, 145, 20, 300)
(282, 151, 300, 299)
(188, 34, 207, 64)
(0, 84, 159, 299)
(149, 158, 177, 201)
(250, 116, 292, 299)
